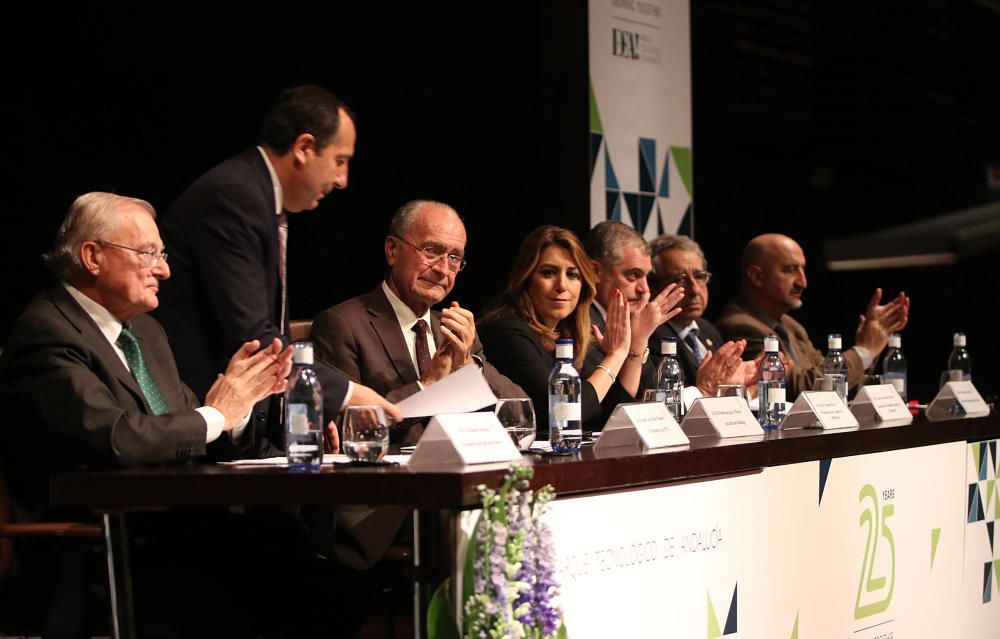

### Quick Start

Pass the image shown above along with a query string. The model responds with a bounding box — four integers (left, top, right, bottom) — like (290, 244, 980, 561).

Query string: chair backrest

(290, 319, 313, 343)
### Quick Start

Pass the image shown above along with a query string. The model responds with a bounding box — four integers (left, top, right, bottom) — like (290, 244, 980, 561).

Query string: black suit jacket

(0, 285, 210, 512)
(156, 148, 349, 450)
(477, 313, 634, 438)
(649, 317, 724, 385)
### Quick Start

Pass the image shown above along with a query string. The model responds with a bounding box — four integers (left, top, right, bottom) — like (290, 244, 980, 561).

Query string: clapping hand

(592, 288, 631, 359)
(205, 338, 293, 431)
(630, 283, 686, 345)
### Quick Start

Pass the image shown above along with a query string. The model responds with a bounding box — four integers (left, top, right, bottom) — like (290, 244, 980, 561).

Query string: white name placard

(681, 396, 763, 438)
(926, 381, 990, 421)
(850, 384, 912, 425)
(594, 402, 689, 454)
(407, 412, 522, 468)
(780, 391, 859, 430)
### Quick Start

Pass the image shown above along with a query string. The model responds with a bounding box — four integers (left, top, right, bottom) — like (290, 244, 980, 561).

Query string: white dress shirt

(381, 282, 436, 386)
(63, 283, 232, 443)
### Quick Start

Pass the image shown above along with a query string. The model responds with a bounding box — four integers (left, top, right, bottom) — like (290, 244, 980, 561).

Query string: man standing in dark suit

(157, 85, 398, 454)
(582, 221, 686, 396)
(648, 234, 756, 402)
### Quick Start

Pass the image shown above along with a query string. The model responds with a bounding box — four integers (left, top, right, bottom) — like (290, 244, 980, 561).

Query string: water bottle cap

(953, 333, 966, 347)
(555, 339, 574, 360)
(764, 336, 780, 353)
(827, 334, 842, 350)
(292, 343, 314, 364)
(888, 334, 901, 348)
(660, 337, 677, 355)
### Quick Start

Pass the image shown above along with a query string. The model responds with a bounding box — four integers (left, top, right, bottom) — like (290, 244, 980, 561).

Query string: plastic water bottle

(655, 337, 685, 422)
(549, 339, 582, 452)
(947, 332, 971, 382)
(758, 335, 787, 429)
(821, 333, 848, 402)
(882, 333, 907, 401)
(285, 342, 323, 470)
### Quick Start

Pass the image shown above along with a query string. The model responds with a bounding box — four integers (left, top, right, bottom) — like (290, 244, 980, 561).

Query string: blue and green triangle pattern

(707, 583, 737, 638)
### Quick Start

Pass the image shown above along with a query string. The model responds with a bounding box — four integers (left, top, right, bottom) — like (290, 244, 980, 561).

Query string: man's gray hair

(386, 199, 458, 238)
(583, 220, 650, 266)
(43, 192, 156, 279)
(650, 233, 707, 275)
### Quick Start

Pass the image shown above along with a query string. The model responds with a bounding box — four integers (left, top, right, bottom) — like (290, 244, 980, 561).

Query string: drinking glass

(716, 384, 747, 400)
(642, 389, 667, 403)
(494, 398, 536, 451)
(861, 374, 882, 387)
(342, 406, 390, 462)
(817, 374, 847, 400)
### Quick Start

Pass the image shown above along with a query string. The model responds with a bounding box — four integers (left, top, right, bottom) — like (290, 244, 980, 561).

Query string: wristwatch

(628, 347, 649, 364)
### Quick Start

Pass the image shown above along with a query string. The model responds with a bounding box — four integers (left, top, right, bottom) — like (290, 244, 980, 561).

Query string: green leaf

(463, 510, 482, 605)
(427, 578, 460, 639)
(557, 621, 569, 639)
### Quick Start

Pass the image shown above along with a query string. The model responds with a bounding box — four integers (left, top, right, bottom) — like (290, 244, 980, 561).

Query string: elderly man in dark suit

(312, 200, 523, 438)
(648, 234, 757, 401)
(310, 199, 523, 569)
(156, 85, 398, 456)
(1, 193, 291, 510)
(0, 193, 358, 636)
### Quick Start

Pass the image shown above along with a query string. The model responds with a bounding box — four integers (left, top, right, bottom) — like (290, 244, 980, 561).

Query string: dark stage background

(5, 1, 999, 403)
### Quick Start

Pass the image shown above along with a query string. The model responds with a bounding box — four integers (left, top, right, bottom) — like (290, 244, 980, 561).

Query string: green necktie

(116, 326, 169, 416)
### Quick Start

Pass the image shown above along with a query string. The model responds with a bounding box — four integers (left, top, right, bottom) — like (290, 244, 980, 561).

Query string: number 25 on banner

(855, 484, 896, 619)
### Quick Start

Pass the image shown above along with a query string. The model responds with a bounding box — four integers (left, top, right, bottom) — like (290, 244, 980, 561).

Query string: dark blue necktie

(684, 328, 705, 365)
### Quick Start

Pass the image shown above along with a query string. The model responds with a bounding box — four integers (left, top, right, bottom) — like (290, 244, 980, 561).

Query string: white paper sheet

(220, 454, 409, 467)
(393, 364, 498, 418)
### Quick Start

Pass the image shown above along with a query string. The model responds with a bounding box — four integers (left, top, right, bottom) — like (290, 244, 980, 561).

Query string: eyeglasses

(97, 240, 168, 268)
(662, 270, 712, 286)
(392, 235, 467, 272)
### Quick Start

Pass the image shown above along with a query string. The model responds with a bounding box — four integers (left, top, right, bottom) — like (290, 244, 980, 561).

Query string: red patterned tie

(412, 319, 431, 378)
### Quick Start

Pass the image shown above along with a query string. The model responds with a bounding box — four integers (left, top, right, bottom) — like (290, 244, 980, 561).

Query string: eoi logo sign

(854, 484, 896, 619)
(612, 28, 640, 59)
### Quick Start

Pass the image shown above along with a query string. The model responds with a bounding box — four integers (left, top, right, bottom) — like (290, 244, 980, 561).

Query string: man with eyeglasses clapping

(311, 200, 523, 447)
(649, 234, 758, 401)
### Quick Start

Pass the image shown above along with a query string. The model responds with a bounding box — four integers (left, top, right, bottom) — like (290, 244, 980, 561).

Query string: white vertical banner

(588, 0, 692, 238)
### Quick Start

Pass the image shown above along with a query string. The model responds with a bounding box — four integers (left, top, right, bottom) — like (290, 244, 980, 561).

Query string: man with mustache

(156, 85, 398, 458)
(717, 233, 909, 399)
(648, 234, 757, 401)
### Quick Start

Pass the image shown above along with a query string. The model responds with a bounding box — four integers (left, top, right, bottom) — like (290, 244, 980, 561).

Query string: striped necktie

(683, 328, 705, 365)
(116, 326, 169, 416)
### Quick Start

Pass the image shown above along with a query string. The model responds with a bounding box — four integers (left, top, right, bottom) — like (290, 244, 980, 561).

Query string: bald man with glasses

(311, 200, 523, 441)
(309, 199, 522, 570)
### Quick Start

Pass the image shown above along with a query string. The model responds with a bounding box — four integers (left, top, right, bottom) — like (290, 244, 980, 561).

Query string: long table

(52, 412, 1000, 638)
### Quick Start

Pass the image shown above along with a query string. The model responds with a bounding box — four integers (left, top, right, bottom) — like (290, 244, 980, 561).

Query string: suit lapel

(365, 287, 420, 386)
(131, 319, 181, 413)
(48, 285, 147, 406)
